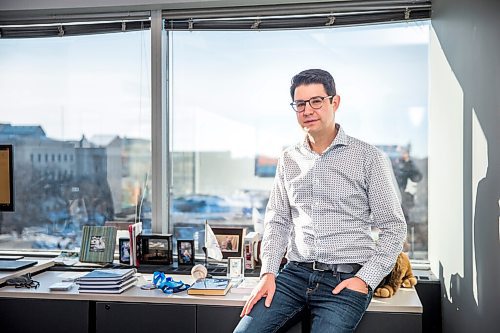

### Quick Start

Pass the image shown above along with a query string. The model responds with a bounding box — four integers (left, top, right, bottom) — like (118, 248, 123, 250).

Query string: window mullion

(150, 9, 167, 234)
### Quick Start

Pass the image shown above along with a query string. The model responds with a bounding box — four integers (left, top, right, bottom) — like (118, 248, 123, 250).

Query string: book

(77, 276, 135, 285)
(128, 222, 142, 267)
(78, 276, 137, 289)
(77, 268, 136, 282)
(187, 278, 232, 296)
(78, 278, 137, 294)
(77, 268, 137, 294)
(79, 226, 117, 263)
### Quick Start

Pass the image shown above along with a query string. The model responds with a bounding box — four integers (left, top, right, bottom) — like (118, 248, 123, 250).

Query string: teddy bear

(374, 252, 417, 298)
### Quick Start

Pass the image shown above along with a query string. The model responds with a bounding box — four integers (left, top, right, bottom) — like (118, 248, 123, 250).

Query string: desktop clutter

(152, 265, 232, 296)
(68, 264, 236, 296)
(48, 221, 262, 296)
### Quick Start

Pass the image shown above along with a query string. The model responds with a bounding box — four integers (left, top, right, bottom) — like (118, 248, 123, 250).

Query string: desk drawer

(96, 301, 196, 333)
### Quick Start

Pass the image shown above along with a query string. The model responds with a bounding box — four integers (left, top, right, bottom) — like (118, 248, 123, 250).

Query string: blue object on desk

(153, 271, 190, 293)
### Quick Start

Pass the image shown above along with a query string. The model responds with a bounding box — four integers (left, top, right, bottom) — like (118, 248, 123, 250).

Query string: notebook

(0, 260, 37, 271)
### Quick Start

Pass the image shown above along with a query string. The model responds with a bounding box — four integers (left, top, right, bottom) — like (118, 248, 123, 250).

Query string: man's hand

(240, 273, 276, 317)
(332, 276, 369, 295)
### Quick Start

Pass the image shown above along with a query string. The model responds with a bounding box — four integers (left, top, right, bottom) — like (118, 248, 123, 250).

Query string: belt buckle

(312, 262, 325, 271)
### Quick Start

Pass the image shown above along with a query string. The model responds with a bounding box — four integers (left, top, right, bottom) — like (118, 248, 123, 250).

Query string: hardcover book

(79, 226, 117, 263)
(77, 268, 136, 282)
(78, 278, 137, 294)
(78, 276, 137, 289)
(128, 222, 142, 267)
(77, 268, 137, 294)
(187, 278, 232, 296)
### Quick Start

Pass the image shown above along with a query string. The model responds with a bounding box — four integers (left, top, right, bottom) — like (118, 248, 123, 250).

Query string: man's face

(293, 83, 339, 136)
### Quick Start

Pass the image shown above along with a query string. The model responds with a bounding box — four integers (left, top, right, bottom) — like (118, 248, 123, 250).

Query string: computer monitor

(0, 144, 14, 212)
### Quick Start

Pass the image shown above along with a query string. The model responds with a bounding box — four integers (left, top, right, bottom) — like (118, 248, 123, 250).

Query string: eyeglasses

(6, 274, 40, 289)
(290, 95, 333, 113)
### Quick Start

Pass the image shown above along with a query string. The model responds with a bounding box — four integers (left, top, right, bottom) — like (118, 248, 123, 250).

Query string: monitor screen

(0, 144, 14, 212)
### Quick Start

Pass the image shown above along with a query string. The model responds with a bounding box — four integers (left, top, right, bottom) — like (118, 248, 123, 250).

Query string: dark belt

(294, 261, 362, 274)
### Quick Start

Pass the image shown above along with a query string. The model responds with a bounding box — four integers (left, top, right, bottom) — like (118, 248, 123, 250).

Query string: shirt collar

(300, 123, 350, 155)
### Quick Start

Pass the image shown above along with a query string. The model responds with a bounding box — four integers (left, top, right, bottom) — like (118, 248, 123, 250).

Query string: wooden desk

(0, 271, 422, 333)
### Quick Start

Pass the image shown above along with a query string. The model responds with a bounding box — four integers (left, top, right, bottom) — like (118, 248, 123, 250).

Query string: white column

(151, 9, 168, 233)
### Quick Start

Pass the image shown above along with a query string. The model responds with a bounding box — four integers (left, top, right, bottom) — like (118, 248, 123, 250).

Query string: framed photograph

(140, 234, 173, 265)
(211, 227, 244, 259)
(227, 257, 245, 280)
(177, 239, 195, 266)
(79, 226, 117, 263)
(119, 238, 131, 264)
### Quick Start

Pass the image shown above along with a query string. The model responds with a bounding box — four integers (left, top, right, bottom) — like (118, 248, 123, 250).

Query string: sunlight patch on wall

(428, 26, 464, 299)
(472, 107, 488, 306)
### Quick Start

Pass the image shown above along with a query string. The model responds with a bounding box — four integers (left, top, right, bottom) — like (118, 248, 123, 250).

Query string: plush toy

(374, 252, 417, 298)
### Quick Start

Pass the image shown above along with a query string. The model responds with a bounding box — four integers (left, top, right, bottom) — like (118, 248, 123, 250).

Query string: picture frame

(119, 238, 131, 264)
(79, 226, 117, 263)
(227, 257, 245, 280)
(211, 227, 244, 259)
(177, 239, 195, 266)
(139, 234, 173, 265)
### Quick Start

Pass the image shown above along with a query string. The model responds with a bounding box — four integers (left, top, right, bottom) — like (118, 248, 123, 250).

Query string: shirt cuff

(259, 256, 280, 278)
(355, 264, 386, 290)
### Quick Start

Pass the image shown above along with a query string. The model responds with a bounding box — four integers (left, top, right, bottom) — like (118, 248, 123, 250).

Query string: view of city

(0, 123, 151, 249)
(0, 123, 427, 258)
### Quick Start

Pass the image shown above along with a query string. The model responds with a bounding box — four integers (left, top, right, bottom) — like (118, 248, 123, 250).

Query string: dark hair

(289, 69, 336, 99)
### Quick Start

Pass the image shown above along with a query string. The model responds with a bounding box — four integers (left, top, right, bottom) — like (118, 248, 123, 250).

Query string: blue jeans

(234, 262, 373, 333)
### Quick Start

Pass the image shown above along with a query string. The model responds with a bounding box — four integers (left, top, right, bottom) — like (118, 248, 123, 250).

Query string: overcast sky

(0, 20, 429, 158)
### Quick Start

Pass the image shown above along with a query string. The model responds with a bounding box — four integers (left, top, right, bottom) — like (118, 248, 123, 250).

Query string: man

(234, 69, 406, 333)
(391, 146, 423, 223)
(226, 236, 233, 251)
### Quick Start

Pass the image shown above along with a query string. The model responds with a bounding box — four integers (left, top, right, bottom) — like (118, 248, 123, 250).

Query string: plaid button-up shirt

(260, 124, 407, 289)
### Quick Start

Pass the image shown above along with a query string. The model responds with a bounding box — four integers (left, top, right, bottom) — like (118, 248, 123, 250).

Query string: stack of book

(76, 268, 137, 294)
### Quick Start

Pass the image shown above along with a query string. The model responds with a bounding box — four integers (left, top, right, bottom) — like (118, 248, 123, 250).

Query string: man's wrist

(260, 272, 275, 280)
(355, 276, 369, 288)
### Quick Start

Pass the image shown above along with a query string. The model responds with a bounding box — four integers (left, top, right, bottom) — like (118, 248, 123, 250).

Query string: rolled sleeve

(259, 158, 293, 277)
(357, 151, 407, 289)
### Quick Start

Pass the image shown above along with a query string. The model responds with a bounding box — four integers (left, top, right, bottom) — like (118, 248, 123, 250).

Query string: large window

(170, 21, 430, 259)
(0, 30, 151, 250)
(0, 19, 430, 260)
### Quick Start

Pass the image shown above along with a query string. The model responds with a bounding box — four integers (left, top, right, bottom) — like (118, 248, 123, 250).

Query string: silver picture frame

(227, 257, 244, 280)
